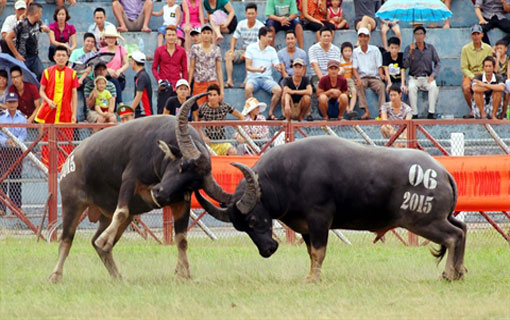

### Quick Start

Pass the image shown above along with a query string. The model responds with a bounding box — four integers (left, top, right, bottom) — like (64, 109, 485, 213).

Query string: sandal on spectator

(462, 113, 474, 119)
(225, 82, 234, 88)
(277, 115, 286, 121)
(268, 114, 278, 120)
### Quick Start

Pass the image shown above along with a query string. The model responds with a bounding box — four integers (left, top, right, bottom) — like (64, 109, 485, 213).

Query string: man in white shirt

(87, 7, 114, 48)
(0, 0, 26, 55)
(352, 27, 385, 119)
(308, 27, 341, 85)
(245, 27, 282, 120)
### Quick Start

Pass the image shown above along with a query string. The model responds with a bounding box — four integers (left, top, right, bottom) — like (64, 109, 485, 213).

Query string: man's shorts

(123, 8, 146, 31)
(247, 77, 279, 94)
(210, 142, 234, 155)
(265, 18, 300, 33)
(87, 110, 100, 123)
(318, 100, 340, 119)
(227, 49, 245, 64)
(288, 98, 304, 119)
(471, 95, 503, 119)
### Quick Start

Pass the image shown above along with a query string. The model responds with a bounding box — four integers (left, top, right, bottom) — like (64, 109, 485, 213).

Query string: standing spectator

(235, 97, 269, 155)
(8, 66, 41, 123)
(383, 37, 407, 102)
(0, 92, 26, 217)
(317, 59, 349, 120)
(461, 24, 493, 118)
(300, 0, 335, 41)
(281, 59, 312, 121)
(340, 41, 357, 118)
(203, 0, 237, 42)
(265, 0, 304, 49)
(380, 84, 412, 148)
(352, 28, 385, 120)
(403, 26, 441, 119)
(117, 104, 135, 123)
(48, 6, 77, 62)
(152, 25, 188, 114)
(308, 27, 341, 85)
(84, 63, 117, 123)
(92, 76, 117, 124)
(245, 27, 282, 121)
(99, 25, 129, 106)
(128, 51, 153, 118)
(353, 0, 380, 33)
(224, 2, 264, 88)
(153, 0, 182, 47)
(474, 0, 510, 45)
(88, 7, 114, 49)
(327, 0, 348, 30)
(35, 45, 79, 124)
(472, 56, 505, 119)
(278, 30, 308, 79)
(198, 83, 244, 155)
(0, 0, 26, 56)
(189, 24, 223, 106)
(112, 0, 153, 33)
(380, 20, 401, 52)
(5, 3, 49, 81)
(0, 70, 7, 111)
(163, 79, 199, 121)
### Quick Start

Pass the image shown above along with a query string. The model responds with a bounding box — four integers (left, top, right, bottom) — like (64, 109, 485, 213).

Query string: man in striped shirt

(308, 27, 341, 86)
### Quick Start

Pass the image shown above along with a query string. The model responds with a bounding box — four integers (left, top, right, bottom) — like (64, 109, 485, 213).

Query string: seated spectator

(8, 66, 41, 123)
(235, 97, 269, 155)
(163, 79, 199, 120)
(69, 32, 97, 86)
(472, 56, 505, 119)
(225, 2, 264, 88)
(278, 30, 308, 79)
(380, 84, 412, 148)
(380, 20, 401, 52)
(353, 0, 380, 33)
(181, 0, 205, 35)
(0, 0, 26, 56)
(152, 25, 188, 114)
(245, 27, 283, 120)
(198, 83, 244, 155)
(317, 60, 349, 120)
(5, 3, 49, 81)
(99, 25, 129, 105)
(308, 27, 341, 86)
(265, 0, 304, 49)
(352, 28, 385, 120)
(0, 70, 7, 111)
(46, 0, 76, 6)
(189, 24, 223, 106)
(300, 0, 335, 41)
(128, 51, 153, 118)
(0, 0, 5, 18)
(474, 0, 510, 45)
(494, 39, 510, 114)
(84, 63, 117, 123)
(93, 76, 117, 124)
(48, 6, 77, 62)
(88, 7, 114, 49)
(461, 24, 493, 118)
(117, 104, 135, 123)
(203, 0, 237, 42)
(112, 0, 153, 33)
(340, 41, 357, 118)
(153, 0, 181, 47)
(327, 0, 348, 30)
(281, 59, 312, 121)
(383, 37, 407, 102)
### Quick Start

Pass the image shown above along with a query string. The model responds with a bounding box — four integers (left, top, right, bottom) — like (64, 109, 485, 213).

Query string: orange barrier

(195, 155, 510, 212)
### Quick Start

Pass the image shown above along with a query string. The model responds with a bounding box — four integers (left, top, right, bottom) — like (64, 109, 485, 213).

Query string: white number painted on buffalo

(400, 192, 434, 214)
(408, 164, 437, 190)
(59, 153, 76, 182)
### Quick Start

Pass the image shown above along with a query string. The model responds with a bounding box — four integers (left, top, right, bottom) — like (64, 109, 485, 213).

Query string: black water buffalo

(49, 93, 231, 283)
(198, 136, 467, 282)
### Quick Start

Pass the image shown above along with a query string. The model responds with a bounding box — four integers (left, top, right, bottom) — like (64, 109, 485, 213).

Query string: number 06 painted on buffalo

(408, 164, 438, 190)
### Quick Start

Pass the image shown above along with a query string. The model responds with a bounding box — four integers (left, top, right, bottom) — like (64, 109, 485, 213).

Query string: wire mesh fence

(1, 120, 509, 246)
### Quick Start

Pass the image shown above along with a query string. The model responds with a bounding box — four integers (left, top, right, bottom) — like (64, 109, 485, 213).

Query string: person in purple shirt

(112, 0, 153, 33)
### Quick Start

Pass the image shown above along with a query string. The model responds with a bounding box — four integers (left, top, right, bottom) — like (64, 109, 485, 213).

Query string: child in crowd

(383, 37, 407, 102)
(380, 20, 401, 51)
(327, 0, 348, 30)
(94, 76, 117, 124)
(494, 39, 510, 117)
(339, 42, 357, 118)
(153, 0, 182, 47)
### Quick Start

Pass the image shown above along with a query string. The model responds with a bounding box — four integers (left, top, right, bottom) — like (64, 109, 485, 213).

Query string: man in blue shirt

(0, 92, 26, 216)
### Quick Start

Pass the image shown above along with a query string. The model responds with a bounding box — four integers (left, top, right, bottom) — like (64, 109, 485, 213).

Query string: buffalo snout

(259, 240, 279, 258)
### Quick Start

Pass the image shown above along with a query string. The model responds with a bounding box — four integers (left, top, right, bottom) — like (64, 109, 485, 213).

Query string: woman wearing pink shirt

(99, 25, 129, 104)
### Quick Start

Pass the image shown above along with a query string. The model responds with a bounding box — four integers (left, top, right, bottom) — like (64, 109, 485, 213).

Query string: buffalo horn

(232, 162, 260, 214)
(202, 174, 232, 203)
(176, 92, 209, 160)
(195, 191, 230, 222)
(157, 140, 177, 161)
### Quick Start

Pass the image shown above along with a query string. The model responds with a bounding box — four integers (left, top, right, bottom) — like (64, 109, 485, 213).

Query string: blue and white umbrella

(0, 53, 40, 88)
(375, 0, 452, 23)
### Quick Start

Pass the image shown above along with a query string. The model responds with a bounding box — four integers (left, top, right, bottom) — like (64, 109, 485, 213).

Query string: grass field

(1, 232, 509, 319)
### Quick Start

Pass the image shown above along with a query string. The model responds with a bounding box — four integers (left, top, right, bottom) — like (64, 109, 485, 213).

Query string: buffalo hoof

(48, 272, 62, 284)
(175, 268, 192, 281)
(305, 274, 321, 284)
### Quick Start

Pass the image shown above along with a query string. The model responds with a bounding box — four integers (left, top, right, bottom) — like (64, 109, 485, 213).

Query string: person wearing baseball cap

(129, 50, 153, 118)
(0, 92, 26, 216)
(281, 58, 313, 121)
(459, 24, 493, 118)
(316, 60, 349, 120)
(163, 79, 199, 121)
(352, 25, 385, 120)
(0, 1, 27, 55)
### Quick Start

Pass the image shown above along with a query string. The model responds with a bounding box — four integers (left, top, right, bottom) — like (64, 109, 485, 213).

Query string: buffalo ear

(157, 140, 177, 161)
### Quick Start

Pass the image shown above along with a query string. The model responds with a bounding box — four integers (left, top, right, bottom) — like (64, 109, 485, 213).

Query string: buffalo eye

(248, 216, 256, 229)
